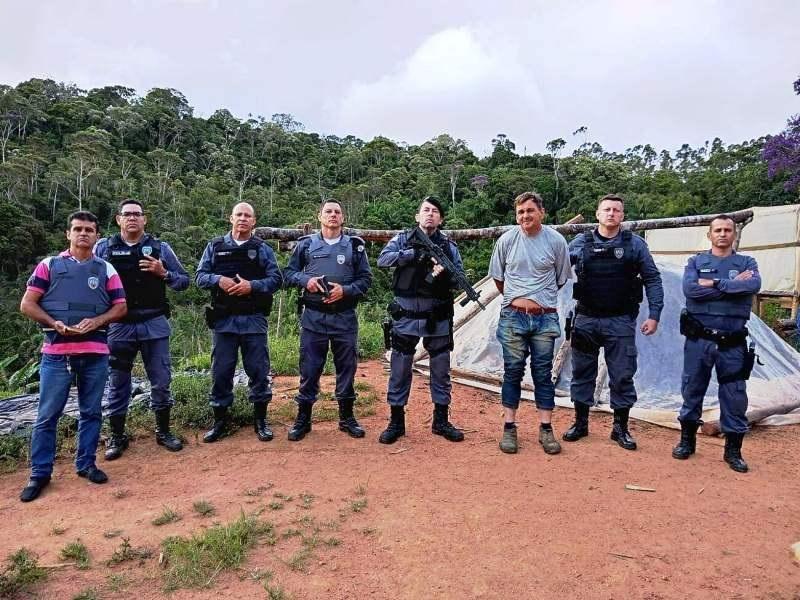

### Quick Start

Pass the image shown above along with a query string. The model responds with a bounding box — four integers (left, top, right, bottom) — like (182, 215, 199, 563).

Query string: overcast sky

(2, 0, 798, 156)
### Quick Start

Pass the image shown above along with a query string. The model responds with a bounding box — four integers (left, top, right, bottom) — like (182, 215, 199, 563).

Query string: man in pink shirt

(19, 211, 127, 502)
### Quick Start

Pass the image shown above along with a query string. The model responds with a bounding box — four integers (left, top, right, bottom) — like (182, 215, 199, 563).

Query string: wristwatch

(712, 278, 721, 288)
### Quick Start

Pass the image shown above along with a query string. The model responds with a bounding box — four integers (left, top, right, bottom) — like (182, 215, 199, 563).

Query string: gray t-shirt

(488, 225, 572, 308)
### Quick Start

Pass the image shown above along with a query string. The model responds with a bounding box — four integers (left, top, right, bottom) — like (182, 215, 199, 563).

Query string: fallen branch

(624, 484, 656, 492)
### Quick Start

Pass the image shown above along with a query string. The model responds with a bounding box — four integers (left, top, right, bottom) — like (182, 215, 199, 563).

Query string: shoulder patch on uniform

(350, 236, 366, 252)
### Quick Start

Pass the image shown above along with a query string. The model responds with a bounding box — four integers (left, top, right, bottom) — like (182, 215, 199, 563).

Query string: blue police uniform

(95, 234, 189, 457)
(283, 233, 372, 439)
(674, 250, 760, 472)
(564, 228, 664, 449)
(376, 228, 465, 443)
(195, 232, 282, 442)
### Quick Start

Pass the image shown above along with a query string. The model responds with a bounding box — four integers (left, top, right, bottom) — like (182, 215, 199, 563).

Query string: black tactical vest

(392, 229, 455, 301)
(210, 236, 273, 315)
(573, 230, 643, 317)
(106, 234, 168, 322)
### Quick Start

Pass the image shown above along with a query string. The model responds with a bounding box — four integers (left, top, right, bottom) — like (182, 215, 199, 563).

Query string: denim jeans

(496, 308, 560, 410)
(30, 353, 109, 478)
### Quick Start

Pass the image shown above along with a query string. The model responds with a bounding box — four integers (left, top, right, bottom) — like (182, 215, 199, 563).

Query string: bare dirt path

(1, 360, 799, 599)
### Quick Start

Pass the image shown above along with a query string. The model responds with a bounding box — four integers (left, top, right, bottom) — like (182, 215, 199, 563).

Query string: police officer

(377, 196, 464, 444)
(195, 202, 282, 443)
(563, 194, 663, 450)
(672, 214, 760, 472)
(95, 199, 189, 459)
(283, 199, 372, 441)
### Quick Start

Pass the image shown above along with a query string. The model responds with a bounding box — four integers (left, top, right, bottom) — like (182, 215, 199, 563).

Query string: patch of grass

(243, 484, 273, 497)
(72, 588, 99, 600)
(299, 493, 315, 509)
(0, 548, 47, 597)
(51, 524, 67, 536)
(161, 512, 274, 591)
(272, 492, 293, 502)
(193, 499, 216, 517)
(106, 573, 129, 592)
(350, 498, 368, 513)
(107, 537, 153, 566)
(324, 537, 342, 547)
(282, 528, 301, 539)
(152, 506, 181, 526)
(0, 434, 27, 473)
(294, 515, 315, 529)
(265, 582, 290, 599)
(285, 547, 312, 573)
(60, 540, 90, 569)
(268, 501, 284, 511)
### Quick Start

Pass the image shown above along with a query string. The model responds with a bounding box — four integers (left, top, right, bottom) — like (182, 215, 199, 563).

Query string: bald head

(230, 202, 256, 241)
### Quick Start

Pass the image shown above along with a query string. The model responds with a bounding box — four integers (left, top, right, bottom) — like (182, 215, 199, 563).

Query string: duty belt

(680, 310, 748, 348)
(576, 304, 636, 318)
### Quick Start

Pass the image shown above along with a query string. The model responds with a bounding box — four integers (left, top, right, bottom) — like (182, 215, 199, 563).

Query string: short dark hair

(118, 198, 143, 213)
(418, 195, 445, 217)
(67, 210, 99, 230)
(319, 198, 343, 212)
(709, 214, 736, 228)
(514, 192, 544, 209)
(598, 193, 624, 207)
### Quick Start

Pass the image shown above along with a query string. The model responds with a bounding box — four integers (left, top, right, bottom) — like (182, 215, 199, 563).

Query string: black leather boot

(104, 414, 129, 461)
(432, 403, 464, 442)
(253, 402, 274, 442)
(723, 432, 749, 473)
(672, 420, 700, 460)
(378, 405, 406, 444)
(338, 397, 365, 438)
(287, 402, 312, 441)
(562, 402, 590, 442)
(203, 406, 229, 443)
(155, 408, 183, 451)
(610, 408, 637, 450)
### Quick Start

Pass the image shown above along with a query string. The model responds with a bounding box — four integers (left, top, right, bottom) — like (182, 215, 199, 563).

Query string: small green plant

(265, 582, 289, 599)
(243, 484, 273, 497)
(107, 537, 153, 566)
(72, 588, 99, 600)
(51, 524, 67, 536)
(299, 493, 315, 509)
(193, 499, 216, 517)
(350, 498, 368, 513)
(282, 528, 301, 539)
(324, 537, 342, 547)
(60, 540, 90, 569)
(107, 573, 129, 592)
(285, 547, 312, 573)
(0, 548, 47, 597)
(152, 506, 181, 526)
(161, 512, 274, 590)
(272, 492, 293, 501)
(268, 500, 284, 510)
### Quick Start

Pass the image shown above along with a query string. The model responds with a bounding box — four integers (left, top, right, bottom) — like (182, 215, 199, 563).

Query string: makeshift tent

(414, 262, 800, 429)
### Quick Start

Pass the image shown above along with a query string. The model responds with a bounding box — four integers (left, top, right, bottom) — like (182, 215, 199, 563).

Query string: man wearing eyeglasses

(95, 199, 190, 460)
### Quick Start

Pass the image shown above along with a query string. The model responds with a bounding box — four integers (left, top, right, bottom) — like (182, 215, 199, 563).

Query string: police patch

(728, 269, 739, 279)
(247, 249, 257, 260)
(357, 245, 364, 253)
(87, 276, 99, 290)
(142, 246, 153, 257)
(614, 248, 624, 259)
(337, 254, 345, 265)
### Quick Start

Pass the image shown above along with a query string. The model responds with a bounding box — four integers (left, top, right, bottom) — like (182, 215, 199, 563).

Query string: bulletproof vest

(299, 234, 364, 311)
(105, 234, 168, 322)
(573, 229, 643, 316)
(392, 229, 455, 301)
(39, 256, 112, 349)
(685, 252, 754, 320)
(210, 236, 273, 314)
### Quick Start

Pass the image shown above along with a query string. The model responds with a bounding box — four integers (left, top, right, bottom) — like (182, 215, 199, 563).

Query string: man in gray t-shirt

(489, 192, 572, 455)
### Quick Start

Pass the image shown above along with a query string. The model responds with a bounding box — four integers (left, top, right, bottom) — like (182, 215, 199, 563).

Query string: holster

(718, 342, 758, 384)
(382, 317, 393, 350)
(204, 305, 230, 329)
(565, 310, 574, 341)
(571, 326, 600, 355)
(680, 309, 748, 348)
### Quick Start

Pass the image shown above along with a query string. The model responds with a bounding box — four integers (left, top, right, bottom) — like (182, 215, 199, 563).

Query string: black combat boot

(338, 397, 365, 438)
(432, 403, 464, 442)
(203, 406, 229, 443)
(723, 432, 749, 473)
(672, 420, 700, 460)
(104, 414, 129, 461)
(562, 402, 590, 442)
(155, 408, 183, 451)
(287, 402, 313, 441)
(253, 402, 274, 442)
(610, 407, 637, 450)
(378, 405, 406, 444)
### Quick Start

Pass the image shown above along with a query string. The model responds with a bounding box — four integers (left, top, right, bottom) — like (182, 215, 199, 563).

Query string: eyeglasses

(119, 212, 144, 218)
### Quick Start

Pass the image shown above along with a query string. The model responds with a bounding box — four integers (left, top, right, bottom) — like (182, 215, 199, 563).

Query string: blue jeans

(30, 353, 109, 479)
(496, 308, 560, 410)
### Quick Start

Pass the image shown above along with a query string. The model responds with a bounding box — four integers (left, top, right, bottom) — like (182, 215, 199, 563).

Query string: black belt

(509, 305, 557, 316)
(576, 305, 634, 318)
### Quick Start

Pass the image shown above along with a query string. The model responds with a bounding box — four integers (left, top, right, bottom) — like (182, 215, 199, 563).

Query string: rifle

(407, 227, 486, 310)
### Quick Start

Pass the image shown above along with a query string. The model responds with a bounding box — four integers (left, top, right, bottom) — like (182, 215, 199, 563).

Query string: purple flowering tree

(763, 76, 800, 192)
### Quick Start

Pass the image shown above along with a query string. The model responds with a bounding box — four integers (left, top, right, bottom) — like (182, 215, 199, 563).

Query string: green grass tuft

(0, 548, 47, 597)
(59, 540, 90, 569)
(152, 506, 181, 526)
(193, 499, 216, 517)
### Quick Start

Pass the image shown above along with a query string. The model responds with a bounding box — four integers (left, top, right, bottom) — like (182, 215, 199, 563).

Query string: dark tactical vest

(106, 234, 168, 322)
(210, 236, 273, 315)
(392, 229, 456, 301)
(298, 234, 365, 312)
(39, 256, 112, 346)
(573, 229, 643, 317)
(685, 252, 754, 320)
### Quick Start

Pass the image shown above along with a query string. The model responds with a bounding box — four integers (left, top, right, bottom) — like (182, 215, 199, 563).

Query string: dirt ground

(1, 360, 799, 599)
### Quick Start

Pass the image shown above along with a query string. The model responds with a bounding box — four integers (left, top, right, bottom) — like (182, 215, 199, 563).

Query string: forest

(0, 76, 798, 387)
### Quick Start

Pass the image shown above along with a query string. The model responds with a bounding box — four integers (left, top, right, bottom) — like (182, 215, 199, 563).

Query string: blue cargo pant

(679, 338, 748, 434)
(296, 328, 357, 405)
(496, 308, 560, 410)
(387, 332, 451, 406)
(106, 337, 172, 416)
(210, 332, 271, 408)
(570, 314, 638, 410)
